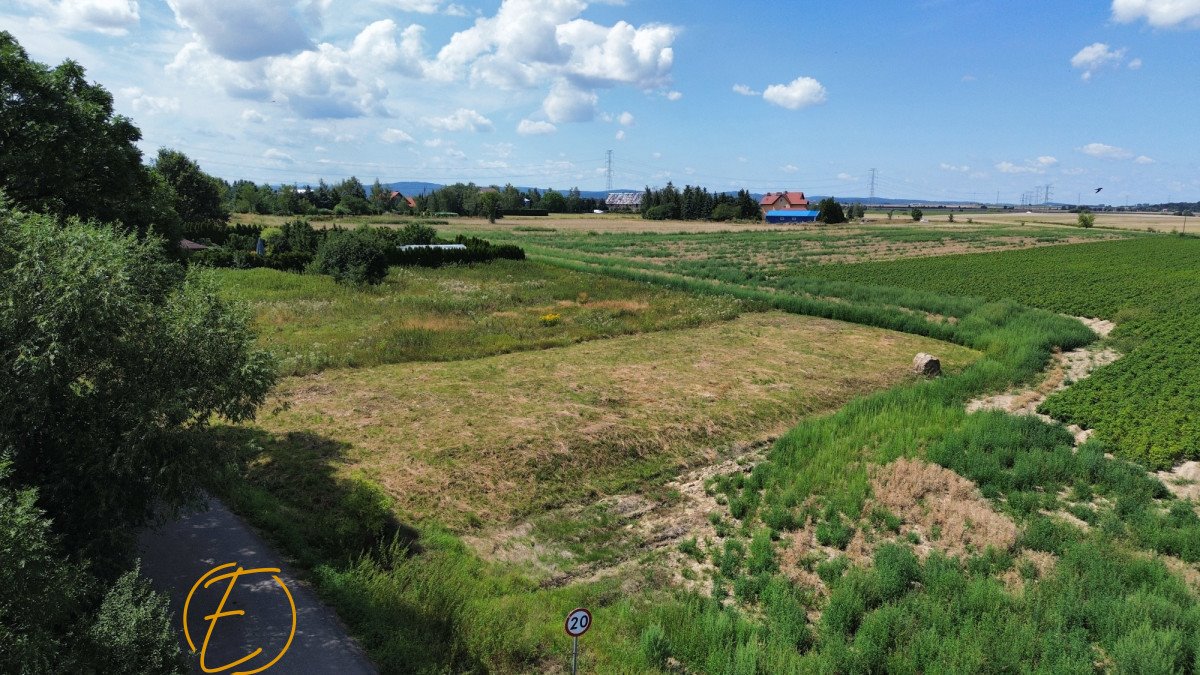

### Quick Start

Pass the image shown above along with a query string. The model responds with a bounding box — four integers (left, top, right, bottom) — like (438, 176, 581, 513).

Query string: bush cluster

(190, 220, 525, 284)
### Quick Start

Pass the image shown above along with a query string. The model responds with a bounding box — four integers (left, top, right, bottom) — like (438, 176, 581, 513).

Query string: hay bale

(913, 353, 941, 377)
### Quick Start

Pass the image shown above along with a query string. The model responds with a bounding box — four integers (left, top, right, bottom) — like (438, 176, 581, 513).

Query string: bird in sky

(1094, 187, 1104, 193)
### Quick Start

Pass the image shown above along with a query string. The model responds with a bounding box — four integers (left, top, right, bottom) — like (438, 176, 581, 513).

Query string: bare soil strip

(967, 316, 1118, 444)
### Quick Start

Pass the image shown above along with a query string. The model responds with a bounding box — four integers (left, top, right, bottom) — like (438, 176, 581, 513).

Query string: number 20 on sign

(564, 607, 591, 674)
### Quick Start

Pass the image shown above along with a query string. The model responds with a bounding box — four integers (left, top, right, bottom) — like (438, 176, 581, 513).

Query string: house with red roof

(759, 191, 810, 219)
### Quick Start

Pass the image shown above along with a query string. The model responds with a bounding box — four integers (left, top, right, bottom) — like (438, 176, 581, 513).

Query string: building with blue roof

(764, 210, 820, 224)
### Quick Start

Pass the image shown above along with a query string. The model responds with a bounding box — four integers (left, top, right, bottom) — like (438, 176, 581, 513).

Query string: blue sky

(4, 0, 1198, 203)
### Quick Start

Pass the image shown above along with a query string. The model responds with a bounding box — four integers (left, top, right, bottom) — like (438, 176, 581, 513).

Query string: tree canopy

(154, 148, 229, 229)
(817, 197, 847, 224)
(0, 203, 277, 558)
(0, 32, 179, 241)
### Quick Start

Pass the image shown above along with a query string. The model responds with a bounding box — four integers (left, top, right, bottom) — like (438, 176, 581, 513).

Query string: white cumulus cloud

(664, 90, 683, 101)
(517, 119, 557, 135)
(1112, 0, 1200, 28)
(381, 128, 415, 143)
(263, 148, 294, 162)
(1081, 142, 1134, 159)
(120, 87, 179, 114)
(1071, 42, 1128, 81)
(762, 76, 827, 110)
(56, 0, 140, 35)
(618, 111, 634, 126)
(1037, 156, 1058, 166)
(542, 81, 597, 123)
(424, 108, 494, 132)
(167, 0, 313, 61)
(732, 83, 760, 96)
(1135, 155, 1156, 164)
(240, 109, 267, 123)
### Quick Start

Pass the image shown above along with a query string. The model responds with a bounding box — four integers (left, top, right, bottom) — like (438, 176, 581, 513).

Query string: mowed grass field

(254, 311, 978, 531)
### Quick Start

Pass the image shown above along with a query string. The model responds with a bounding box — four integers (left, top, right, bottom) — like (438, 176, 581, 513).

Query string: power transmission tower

(1045, 184, 1053, 206)
(605, 150, 613, 193)
(868, 168, 876, 207)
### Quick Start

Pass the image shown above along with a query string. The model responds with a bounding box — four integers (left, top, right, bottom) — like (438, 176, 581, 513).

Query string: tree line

(639, 183, 762, 221)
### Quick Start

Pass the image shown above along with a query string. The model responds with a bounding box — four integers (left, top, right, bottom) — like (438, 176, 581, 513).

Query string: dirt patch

(465, 441, 771, 591)
(1156, 461, 1200, 500)
(777, 458, 1018, 596)
(968, 316, 1120, 445)
(866, 457, 1018, 560)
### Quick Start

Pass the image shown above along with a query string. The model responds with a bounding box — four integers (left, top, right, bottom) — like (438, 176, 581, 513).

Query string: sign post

(564, 607, 592, 675)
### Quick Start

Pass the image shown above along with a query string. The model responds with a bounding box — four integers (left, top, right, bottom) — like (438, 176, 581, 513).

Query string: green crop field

(795, 236, 1200, 468)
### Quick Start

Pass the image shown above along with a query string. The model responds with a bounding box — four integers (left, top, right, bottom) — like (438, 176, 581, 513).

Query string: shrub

(399, 222, 437, 245)
(711, 203, 740, 222)
(640, 624, 670, 669)
(312, 230, 389, 285)
(1078, 211, 1095, 228)
(748, 529, 777, 575)
(817, 556, 851, 586)
(911, 208, 924, 222)
(539, 313, 561, 327)
(644, 205, 673, 220)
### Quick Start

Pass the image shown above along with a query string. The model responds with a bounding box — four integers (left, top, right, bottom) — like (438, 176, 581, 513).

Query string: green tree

(542, 189, 567, 213)
(480, 191, 501, 223)
(1078, 210, 1095, 228)
(911, 207, 924, 222)
(0, 203, 277, 559)
(0, 32, 178, 241)
(0, 461, 184, 674)
(154, 149, 228, 229)
(817, 197, 847, 224)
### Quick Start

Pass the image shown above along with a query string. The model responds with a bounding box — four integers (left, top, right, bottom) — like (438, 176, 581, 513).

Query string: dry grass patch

(866, 457, 1018, 560)
(255, 313, 979, 533)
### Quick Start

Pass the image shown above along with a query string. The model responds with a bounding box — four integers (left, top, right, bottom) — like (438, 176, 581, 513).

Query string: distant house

(765, 210, 819, 224)
(605, 192, 642, 211)
(386, 191, 417, 210)
(759, 191, 810, 219)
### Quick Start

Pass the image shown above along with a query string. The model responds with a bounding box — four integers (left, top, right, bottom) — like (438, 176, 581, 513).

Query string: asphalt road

(138, 498, 377, 674)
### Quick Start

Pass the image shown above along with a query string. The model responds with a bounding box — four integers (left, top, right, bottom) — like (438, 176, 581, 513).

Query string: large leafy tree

(0, 203, 277, 559)
(0, 32, 179, 241)
(154, 148, 228, 229)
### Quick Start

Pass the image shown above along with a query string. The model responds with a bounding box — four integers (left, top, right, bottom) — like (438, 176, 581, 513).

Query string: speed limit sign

(564, 607, 592, 637)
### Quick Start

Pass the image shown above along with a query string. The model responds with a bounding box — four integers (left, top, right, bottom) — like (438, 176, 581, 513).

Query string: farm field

(970, 209, 1196, 233)
(211, 224, 1200, 673)
(799, 236, 1200, 467)
(216, 260, 744, 375)
(459, 220, 1129, 277)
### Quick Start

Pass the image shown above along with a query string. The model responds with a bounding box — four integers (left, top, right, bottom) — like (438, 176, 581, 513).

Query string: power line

(605, 150, 613, 193)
